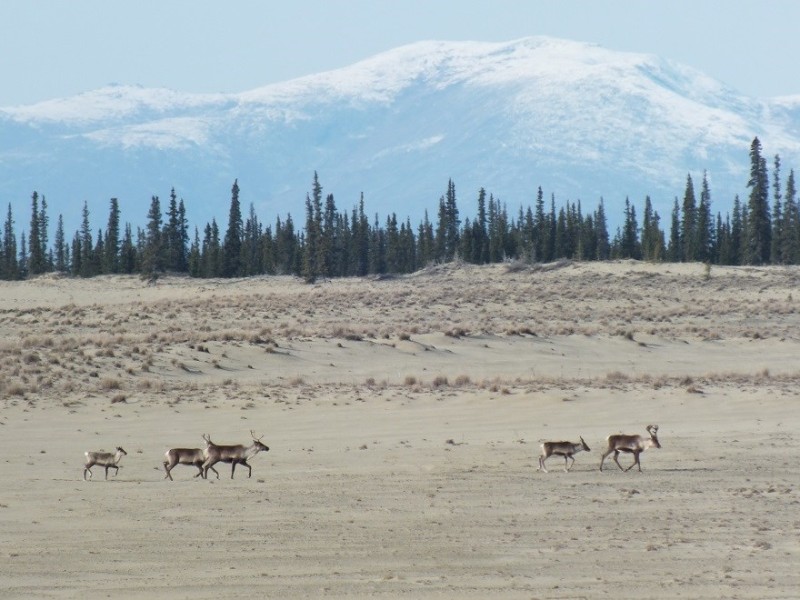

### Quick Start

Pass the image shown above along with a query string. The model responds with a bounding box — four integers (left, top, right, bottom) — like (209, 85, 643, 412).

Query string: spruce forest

(1, 137, 796, 282)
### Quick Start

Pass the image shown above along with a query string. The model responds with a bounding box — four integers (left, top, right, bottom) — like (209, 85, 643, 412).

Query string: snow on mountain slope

(1, 37, 798, 236)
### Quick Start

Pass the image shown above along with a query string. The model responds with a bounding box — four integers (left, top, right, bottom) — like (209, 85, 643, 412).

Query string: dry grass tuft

(431, 375, 449, 388)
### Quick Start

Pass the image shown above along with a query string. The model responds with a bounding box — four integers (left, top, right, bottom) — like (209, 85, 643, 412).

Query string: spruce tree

(104, 198, 121, 273)
(188, 226, 201, 277)
(594, 199, 610, 260)
(696, 172, 713, 262)
(79, 201, 94, 277)
(533, 186, 546, 261)
(745, 137, 771, 264)
(222, 180, 243, 277)
(54, 214, 66, 272)
(28, 192, 44, 275)
(781, 169, 798, 262)
(2, 202, 20, 280)
(39, 195, 49, 271)
(120, 223, 137, 273)
(731, 195, 744, 265)
(770, 155, 783, 263)
(141, 196, 163, 277)
(476, 187, 489, 263)
(681, 174, 697, 261)
(302, 194, 319, 282)
(445, 179, 459, 260)
(18, 232, 28, 279)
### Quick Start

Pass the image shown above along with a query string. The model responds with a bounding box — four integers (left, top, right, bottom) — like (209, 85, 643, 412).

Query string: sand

(0, 260, 798, 598)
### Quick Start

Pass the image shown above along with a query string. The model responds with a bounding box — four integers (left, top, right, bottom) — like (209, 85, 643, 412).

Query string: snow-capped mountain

(2, 37, 799, 235)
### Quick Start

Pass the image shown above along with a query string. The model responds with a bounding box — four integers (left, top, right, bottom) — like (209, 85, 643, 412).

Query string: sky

(2, 0, 800, 107)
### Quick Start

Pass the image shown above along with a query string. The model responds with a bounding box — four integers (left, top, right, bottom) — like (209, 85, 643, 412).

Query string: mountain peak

(1, 37, 798, 239)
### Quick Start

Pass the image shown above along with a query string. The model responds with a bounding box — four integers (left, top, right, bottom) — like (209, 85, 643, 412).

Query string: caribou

(83, 447, 127, 480)
(599, 424, 661, 472)
(163, 445, 220, 481)
(201, 431, 269, 479)
(537, 436, 591, 473)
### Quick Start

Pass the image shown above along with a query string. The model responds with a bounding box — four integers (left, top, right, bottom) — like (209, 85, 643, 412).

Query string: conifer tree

(476, 187, 489, 263)
(18, 232, 28, 279)
(141, 196, 163, 277)
(104, 198, 121, 273)
(666, 198, 680, 261)
(641, 196, 658, 261)
(222, 180, 243, 277)
(385, 213, 400, 272)
(434, 196, 447, 262)
(188, 226, 201, 277)
(28, 192, 45, 275)
(745, 137, 771, 264)
(164, 188, 187, 272)
(320, 192, 337, 277)
(731, 195, 744, 265)
(417, 210, 435, 266)
(242, 202, 262, 276)
(444, 179, 460, 260)
(594, 199, 610, 260)
(274, 214, 298, 275)
(79, 201, 94, 277)
(71, 231, 82, 277)
(260, 223, 275, 275)
(352, 195, 370, 276)
(54, 214, 67, 272)
(302, 195, 319, 281)
(681, 174, 697, 261)
(781, 169, 798, 262)
(369, 213, 386, 274)
(533, 186, 546, 261)
(38, 195, 49, 271)
(202, 219, 222, 277)
(696, 172, 713, 261)
(578, 213, 597, 261)
(770, 155, 783, 263)
(119, 223, 137, 273)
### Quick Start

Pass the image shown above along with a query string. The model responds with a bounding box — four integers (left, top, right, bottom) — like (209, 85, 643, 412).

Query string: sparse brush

(605, 371, 629, 383)
(100, 377, 122, 390)
(23, 353, 41, 364)
(5, 382, 26, 396)
(432, 375, 449, 388)
(454, 374, 471, 387)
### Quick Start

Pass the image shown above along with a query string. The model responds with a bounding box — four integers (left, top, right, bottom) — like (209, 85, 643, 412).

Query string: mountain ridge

(2, 36, 799, 235)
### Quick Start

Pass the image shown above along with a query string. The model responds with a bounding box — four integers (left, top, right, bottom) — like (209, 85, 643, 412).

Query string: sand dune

(0, 260, 798, 598)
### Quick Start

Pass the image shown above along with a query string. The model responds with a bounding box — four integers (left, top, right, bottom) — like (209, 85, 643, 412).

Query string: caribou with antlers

(163, 440, 220, 481)
(599, 425, 661, 472)
(537, 436, 591, 473)
(201, 431, 269, 479)
(83, 447, 127, 480)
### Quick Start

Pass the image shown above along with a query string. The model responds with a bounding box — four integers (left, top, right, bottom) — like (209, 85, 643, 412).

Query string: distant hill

(2, 36, 799, 235)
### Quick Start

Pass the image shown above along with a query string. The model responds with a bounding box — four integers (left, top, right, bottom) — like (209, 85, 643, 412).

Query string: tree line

(1, 137, 797, 282)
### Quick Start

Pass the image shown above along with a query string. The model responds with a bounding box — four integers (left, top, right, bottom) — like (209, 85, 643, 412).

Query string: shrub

(432, 375, 449, 388)
(100, 378, 122, 390)
(454, 374, 471, 387)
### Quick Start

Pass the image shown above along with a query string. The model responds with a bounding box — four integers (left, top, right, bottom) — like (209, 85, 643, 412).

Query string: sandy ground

(0, 260, 798, 599)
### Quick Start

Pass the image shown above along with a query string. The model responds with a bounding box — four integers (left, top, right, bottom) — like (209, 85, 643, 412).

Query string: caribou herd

(83, 426, 660, 481)
(83, 430, 269, 481)
(538, 424, 661, 473)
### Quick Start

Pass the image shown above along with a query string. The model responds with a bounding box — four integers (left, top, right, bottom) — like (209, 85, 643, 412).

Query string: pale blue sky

(2, 0, 799, 106)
